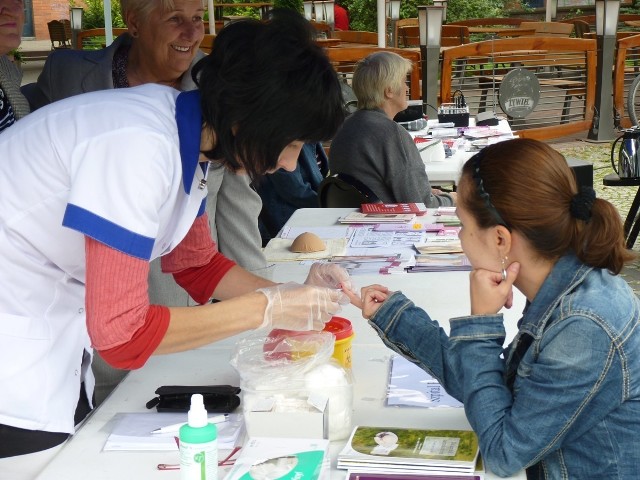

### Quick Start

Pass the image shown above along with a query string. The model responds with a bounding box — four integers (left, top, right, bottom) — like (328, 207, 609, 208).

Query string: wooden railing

(440, 37, 597, 140)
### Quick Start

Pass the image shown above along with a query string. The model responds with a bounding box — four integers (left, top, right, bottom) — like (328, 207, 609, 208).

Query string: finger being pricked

(361, 284, 391, 319)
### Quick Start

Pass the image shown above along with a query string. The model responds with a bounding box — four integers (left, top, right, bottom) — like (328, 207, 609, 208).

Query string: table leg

(624, 186, 640, 248)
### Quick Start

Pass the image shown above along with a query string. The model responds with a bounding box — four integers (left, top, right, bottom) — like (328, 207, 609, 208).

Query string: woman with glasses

(345, 138, 640, 478)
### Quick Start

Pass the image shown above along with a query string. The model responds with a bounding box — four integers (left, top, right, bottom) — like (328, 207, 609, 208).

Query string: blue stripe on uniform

(176, 90, 203, 195)
(197, 198, 207, 217)
(62, 204, 155, 260)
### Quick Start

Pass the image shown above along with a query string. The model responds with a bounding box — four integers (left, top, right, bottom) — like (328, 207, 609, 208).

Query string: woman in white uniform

(0, 10, 348, 478)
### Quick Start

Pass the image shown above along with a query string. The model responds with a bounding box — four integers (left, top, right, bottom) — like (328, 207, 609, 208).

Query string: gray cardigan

(0, 55, 30, 122)
(329, 108, 454, 207)
(24, 34, 268, 305)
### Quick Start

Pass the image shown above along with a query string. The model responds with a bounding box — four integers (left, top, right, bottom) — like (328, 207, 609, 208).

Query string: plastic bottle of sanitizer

(179, 394, 218, 480)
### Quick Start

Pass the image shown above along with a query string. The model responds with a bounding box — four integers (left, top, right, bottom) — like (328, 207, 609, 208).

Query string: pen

(151, 414, 228, 434)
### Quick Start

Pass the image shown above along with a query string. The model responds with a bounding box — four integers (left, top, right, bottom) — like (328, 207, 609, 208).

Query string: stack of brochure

(406, 253, 472, 273)
(339, 212, 417, 224)
(413, 237, 463, 254)
(337, 426, 481, 476)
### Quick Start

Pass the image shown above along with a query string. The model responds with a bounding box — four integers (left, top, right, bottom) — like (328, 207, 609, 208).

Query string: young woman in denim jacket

(346, 138, 640, 479)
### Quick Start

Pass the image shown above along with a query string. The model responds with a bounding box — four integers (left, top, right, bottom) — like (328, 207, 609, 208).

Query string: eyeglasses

(472, 152, 509, 229)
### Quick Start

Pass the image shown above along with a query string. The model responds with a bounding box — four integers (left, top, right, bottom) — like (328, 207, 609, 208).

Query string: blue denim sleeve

(450, 314, 618, 477)
(368, 291, 466, 401)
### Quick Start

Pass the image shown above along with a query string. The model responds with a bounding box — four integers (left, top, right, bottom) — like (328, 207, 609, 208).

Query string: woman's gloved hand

(304, 263, 354, 293)
(257, 282, 349, 331)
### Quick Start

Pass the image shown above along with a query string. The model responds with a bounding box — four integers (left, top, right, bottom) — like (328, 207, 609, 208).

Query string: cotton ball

(305, 361, 353, 440)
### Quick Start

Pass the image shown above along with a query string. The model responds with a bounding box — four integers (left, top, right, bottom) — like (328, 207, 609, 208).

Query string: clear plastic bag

(230, 329, 335, 391)
(230, 330, 354, 440)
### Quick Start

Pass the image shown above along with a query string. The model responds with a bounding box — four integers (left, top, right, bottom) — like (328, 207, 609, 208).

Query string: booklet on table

(338, 426, 480, 475)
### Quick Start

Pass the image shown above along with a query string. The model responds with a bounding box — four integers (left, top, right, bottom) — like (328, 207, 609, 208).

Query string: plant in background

(8, 47, 23, 64)
(273, 0, 304, 12)
(69, 0, 125, 29)
(344, 0, 508, 32)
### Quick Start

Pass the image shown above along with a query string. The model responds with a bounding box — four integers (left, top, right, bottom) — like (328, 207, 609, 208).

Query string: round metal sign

(498, 68, 540, 119)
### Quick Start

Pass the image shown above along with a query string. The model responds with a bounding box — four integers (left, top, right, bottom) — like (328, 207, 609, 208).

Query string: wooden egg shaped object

(290, 232, 326, 253)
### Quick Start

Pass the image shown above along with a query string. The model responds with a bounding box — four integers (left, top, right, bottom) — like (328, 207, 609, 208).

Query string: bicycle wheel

(627, 74, 640, 126)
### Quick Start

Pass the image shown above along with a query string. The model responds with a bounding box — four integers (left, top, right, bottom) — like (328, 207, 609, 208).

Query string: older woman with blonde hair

(329, 51, 455, 207)
(24, 0, 268, 405)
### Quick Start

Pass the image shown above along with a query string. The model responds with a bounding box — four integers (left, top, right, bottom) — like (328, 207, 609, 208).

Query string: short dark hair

(192, 9, 344, 180)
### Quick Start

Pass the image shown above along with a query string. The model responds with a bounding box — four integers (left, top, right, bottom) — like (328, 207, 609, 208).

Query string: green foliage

(273, 0, 304, 12)
(446, 0, 504, 23)
(9, 47, 22, 62)
(69, 0, 125, 29)
(345, 0, 377, 32)
(343, 0, 506, 32)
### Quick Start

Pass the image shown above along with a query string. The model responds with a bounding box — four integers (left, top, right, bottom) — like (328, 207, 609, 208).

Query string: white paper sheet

(103, 412, 244, 451)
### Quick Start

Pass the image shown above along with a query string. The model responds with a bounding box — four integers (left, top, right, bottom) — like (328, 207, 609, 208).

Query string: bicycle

(626, 72, 640, 126)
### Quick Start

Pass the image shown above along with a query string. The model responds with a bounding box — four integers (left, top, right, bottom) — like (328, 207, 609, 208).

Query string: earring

(501, 256, 508, 282)
(131, 30, 138, 38)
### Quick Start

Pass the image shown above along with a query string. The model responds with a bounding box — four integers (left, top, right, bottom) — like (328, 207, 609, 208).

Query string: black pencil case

(145, 385, 241, 413)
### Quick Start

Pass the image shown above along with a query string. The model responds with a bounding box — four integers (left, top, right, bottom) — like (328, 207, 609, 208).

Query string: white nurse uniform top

(0, 84, 208, 434)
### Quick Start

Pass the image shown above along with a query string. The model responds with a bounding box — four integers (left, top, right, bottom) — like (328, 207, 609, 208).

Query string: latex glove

(257, 282, 349, 331)
(304, 263, 355, 293)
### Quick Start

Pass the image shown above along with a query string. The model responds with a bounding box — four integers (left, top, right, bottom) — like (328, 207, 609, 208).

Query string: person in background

(329, 51, 455, 207)
(0, 0, 28, 132)
(256, 142, 328, 244)
(334, 0, 349, 31)
(346, 139, 640, 478)
(22, 0, 267, 405)
(0, 11, 349, 478)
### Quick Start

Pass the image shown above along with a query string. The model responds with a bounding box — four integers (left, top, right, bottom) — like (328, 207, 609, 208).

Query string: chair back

(331, 30, 379, 45)
(200, 34, 215, 54)
(48, 20, 72, 50)
(519, 21, 574, 37)
(310, 21, 332, 38)
(397, 25, 420, 48)
(571, 20, 591, 38)
(317, 173, 380, 208)
(441, 25, 470, 47)
(447, 17, 526, 28)
(394, 18, 418, 48)
(397, 23, 468, 48)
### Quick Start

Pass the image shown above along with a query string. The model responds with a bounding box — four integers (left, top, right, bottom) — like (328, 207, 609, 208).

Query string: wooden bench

(448, 17, 527, 28)
(331, 30, 379, 45)
(519, 21, 574, 37)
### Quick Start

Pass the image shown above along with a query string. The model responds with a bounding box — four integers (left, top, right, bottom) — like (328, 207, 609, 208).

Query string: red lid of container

(323, 316, 353, 341)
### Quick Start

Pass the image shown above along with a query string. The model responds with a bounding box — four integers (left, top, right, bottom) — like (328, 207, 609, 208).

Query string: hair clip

(472, 153, 509, 229)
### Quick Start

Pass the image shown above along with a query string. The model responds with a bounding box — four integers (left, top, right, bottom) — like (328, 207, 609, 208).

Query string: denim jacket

(369, 255, 640, 479)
